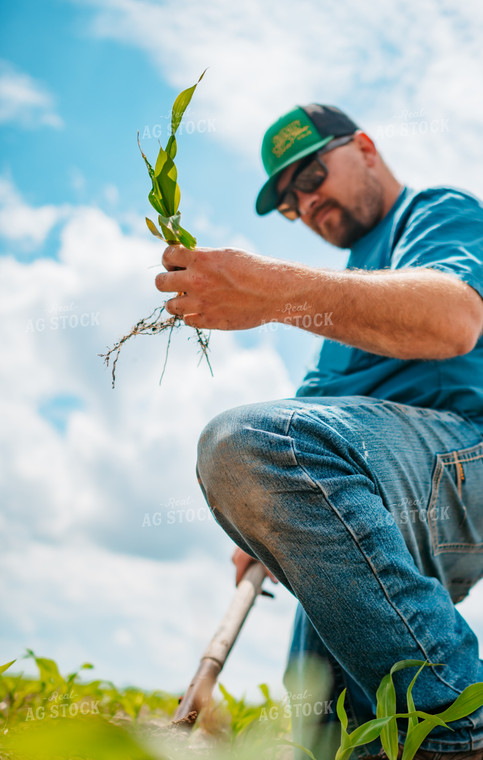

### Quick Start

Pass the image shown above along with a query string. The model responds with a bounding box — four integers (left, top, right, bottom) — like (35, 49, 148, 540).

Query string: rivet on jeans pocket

(454, 455, 465, 500)
(454, 455, 468, 527)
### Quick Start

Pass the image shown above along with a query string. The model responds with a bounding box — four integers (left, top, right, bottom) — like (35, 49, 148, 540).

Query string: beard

(308, 174, 385, 248)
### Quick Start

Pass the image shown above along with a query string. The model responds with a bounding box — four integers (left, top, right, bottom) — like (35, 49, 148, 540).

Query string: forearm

(155, 245, 483, 353)
(270, 263, 482, 359)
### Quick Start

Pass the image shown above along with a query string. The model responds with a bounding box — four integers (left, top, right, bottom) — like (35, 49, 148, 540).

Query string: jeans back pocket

(427, 441, 483, 555)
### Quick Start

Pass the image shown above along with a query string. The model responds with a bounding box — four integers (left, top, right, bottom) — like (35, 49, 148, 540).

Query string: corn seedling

(335, 659, 483, 760)
(7, 653, 481, 759)
(0, 654, 305, 760)
(100, 70, 212, 388)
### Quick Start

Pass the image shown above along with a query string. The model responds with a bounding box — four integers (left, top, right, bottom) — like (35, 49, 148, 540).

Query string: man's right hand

(231, 547, 279, 587)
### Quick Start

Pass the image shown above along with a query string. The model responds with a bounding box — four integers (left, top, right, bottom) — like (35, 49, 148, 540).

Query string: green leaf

(176, 225, 197, 249)
(65, 662, 95, 687)
(401, 716, 451, 760)
(159, 221, 179, 244)
(435, 682, 483, 723)
(154, 144, 169, 178)
(219, 682, 238, 712)
(0, 659, 16, 676)
(137, 131, 155, 183)
(35, 656, 64, 687)
(170, 69, 207, 136)
(377, 672, 398, 759)
(336, 715, 394, 760)
(275, 738, 318, 760)
(145, 217, 165, 240)
(158, 212, 180, 229)
(376, 660, 427, 760)
(148, 189, 168, 216)
(157, 215, 180, 244)
(409, 710, 449, 726)
(382, 717, 399, 760)
(161, 137, 180, 211)
(349, 715, 398, 747)
(154, 147, 179, 217)
(377, 660, 428, 720)
(336, 689, 348, 732)
(139, 72, 205, 252)
(166, 134, 177, 160)
(406, 663, 429, 739)
(173, 182, 181, 213)
(158, 166, 179, 216)
(376, 672, 395, 717)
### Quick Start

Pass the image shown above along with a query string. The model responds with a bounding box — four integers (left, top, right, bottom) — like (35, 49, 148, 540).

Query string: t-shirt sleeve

(390, 189, 483, 300)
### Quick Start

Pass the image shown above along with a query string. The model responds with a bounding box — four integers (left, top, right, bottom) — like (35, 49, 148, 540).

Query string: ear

(352, 131, 378, 167)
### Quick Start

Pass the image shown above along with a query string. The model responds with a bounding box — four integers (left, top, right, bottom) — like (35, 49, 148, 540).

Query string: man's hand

(154, 244, 288, 331)
(231, 547, 279, 587)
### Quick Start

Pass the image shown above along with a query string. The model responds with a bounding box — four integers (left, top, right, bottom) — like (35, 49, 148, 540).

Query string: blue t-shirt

(296, 185, 483, 433)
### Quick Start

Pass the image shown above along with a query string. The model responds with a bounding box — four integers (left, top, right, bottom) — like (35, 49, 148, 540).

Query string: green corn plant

(140, 70, 205, 247)
(1, 655, 318, 760)
(100, 70, 212, 388)
(335, 659, 483, 760)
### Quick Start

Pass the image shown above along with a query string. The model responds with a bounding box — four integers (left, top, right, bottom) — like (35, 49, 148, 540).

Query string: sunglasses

(276, 135, 354, 220)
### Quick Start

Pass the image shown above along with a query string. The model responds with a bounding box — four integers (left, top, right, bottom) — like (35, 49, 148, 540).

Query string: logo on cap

(272, 120, 312, 158)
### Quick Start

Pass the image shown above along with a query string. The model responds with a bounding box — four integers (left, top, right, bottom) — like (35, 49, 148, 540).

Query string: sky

(1, 0, 483, 704)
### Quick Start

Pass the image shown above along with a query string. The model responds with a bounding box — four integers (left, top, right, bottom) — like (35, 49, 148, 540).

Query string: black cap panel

(300, 104, 359, 138)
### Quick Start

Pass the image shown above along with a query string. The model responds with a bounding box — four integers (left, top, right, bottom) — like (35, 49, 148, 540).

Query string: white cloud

(77, 0, 483, 193)
(0, 59, 63, 129)
(0, 176, 69, 250)
(0, 178, 296, 694)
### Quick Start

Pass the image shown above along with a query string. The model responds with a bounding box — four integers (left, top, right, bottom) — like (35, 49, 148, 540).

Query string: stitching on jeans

(438, 450, 483, 465)
(287, 409, 382, 496)
(286, 411, 329, 494)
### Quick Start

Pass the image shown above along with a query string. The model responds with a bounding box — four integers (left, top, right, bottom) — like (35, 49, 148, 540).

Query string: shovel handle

(171, 561, 269, 726)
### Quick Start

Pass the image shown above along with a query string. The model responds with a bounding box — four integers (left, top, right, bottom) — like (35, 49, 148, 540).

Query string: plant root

(99, 305, 213, 388)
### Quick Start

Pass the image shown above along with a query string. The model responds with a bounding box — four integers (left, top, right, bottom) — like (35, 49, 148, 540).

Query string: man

(155, 104, 483, 759)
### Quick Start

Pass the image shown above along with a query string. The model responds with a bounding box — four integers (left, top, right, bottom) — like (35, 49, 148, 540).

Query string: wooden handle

(171, 561, 269, 727)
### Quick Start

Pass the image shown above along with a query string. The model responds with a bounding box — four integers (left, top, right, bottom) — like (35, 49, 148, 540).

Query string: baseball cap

(255, 104, 359, 216)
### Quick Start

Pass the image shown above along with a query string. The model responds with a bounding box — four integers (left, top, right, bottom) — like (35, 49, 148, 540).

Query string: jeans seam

(285, 411, 328, 493)
(287, 409, 382, 498)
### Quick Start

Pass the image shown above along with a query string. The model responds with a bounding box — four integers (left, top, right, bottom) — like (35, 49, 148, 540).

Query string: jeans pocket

(427, 441, 483, 556)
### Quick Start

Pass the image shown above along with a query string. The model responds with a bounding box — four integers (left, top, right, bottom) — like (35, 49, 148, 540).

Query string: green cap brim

(255, 134, 334, 216)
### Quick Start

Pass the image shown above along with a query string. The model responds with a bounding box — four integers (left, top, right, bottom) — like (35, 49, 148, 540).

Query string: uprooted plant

(100, 70, 212, 388)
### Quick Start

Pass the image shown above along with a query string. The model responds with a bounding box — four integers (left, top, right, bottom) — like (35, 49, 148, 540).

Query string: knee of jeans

(197, 405, 253, 493)
(197, 403, 281, 528)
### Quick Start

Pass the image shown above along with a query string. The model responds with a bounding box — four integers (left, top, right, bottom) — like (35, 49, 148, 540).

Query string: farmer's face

(276, 133, 385, 248)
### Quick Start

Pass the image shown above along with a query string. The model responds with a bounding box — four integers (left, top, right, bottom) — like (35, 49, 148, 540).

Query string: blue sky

(1, 0, 483, 703)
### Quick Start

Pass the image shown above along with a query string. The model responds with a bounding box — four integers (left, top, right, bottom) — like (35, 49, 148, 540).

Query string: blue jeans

(196, 395, 483, 758)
